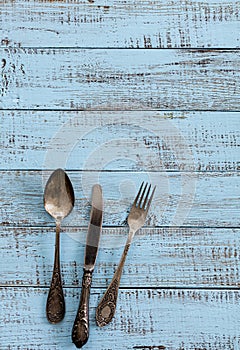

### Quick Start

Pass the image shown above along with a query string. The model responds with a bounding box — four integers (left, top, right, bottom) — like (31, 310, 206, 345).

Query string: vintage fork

(96, 182, 156, 327)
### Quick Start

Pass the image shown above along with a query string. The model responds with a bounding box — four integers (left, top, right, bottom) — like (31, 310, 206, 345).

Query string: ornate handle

(46, 224, 65, 323)
(72, 270, 93, 348)
(96, 243, 130, 327)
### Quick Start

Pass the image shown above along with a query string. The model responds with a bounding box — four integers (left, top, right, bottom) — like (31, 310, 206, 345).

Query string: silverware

(44, 168, 75, 323)
(96, 182, 155, 327)
(72, 184, 103, 348)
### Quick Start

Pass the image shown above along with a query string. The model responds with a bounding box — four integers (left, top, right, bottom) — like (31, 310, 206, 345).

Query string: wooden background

(1, 1, 240, 349)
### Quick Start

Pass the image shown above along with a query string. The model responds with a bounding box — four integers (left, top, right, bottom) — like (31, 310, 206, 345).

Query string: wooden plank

(1, 287, 239, 349)
(1, 227, 239, 287)
(0, 171, 239, 227)
(1, 1, 240, 48)
(1, 49, 239, 110)
(1, 111, 239, 171)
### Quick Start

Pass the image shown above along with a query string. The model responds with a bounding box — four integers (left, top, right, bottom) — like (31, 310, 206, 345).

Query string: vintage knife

(72, 184, 103, 348)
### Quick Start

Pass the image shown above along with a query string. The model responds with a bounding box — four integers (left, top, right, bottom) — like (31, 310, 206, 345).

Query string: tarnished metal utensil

(44, 168, 75, 323)
(96, 182, 155, 327)
(72, 184, 103, 348)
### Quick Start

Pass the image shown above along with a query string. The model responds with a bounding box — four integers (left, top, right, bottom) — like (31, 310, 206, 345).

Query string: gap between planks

(1, 285, 239, 291)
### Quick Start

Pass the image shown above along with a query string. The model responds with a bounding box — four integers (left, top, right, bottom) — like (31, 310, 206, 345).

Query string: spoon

(44, 168, 75, 323)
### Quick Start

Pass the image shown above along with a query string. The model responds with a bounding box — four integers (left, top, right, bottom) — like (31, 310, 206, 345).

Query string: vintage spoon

(44, 168, 75, 323)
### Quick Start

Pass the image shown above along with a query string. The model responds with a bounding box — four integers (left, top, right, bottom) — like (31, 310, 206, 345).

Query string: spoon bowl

(44, 168, 74, 222)
(44, 168, 75, 323)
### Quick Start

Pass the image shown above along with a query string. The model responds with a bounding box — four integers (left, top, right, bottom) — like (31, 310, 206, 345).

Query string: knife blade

(84, 184, 103, 271)
(72, 184, 103, 349)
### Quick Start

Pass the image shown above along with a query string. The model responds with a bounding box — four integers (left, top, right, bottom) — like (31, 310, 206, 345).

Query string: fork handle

(96, 242, 131, 327)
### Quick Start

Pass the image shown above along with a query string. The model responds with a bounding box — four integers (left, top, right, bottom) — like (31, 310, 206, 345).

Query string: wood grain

(1, 0, 239, 348)
(1, 111, 239, 171)
(1, 49, 239, 110)
(1, 227, 239, 288)
(1, 287, 239, 349)
(0, 170, 239, 227)
(1, 1, 239, 48)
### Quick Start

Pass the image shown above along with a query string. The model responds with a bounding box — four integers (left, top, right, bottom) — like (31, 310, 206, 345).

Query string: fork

(96, 182, 156, 327)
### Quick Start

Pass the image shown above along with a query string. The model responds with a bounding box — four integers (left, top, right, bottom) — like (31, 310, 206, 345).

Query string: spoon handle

(72, 269, 92, 348)
(46, 223, 65, 323)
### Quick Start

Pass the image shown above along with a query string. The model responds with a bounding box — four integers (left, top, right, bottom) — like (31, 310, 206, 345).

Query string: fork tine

(146, 185, 156, 212)
(133, 181, 144, 206)
(138, 182, 148, 208)
(143, 184, 151, 209)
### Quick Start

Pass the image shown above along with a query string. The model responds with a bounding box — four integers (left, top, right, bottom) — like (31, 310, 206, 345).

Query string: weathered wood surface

(1, 171, 239, 227)
(1, 0, 240, 48)
(1, 227, 239, 288)
(1, 49, 239, 110)
(1, 0, 239, 348)
(1, 111, 239, 171)
(1, 287, 239, 350)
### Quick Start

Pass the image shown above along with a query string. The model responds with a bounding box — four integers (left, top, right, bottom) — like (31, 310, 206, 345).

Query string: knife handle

(72, 269, 92, 348)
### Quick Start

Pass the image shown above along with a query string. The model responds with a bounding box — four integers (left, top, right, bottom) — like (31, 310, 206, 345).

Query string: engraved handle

(96, 242, 131, 327)
(72, 270, 93, 348)
(46, 224, 65, 323)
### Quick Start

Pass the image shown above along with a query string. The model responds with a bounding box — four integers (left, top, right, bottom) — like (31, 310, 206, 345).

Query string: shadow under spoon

(44, 168, 75, 323)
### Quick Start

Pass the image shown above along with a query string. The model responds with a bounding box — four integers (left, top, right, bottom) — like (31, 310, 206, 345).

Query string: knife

(72, 184, 103, 348)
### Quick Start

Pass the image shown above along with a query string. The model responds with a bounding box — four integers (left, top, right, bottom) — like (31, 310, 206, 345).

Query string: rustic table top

(1, 1, 240, 349)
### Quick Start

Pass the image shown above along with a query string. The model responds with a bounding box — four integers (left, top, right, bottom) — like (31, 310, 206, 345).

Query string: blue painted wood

(1, 49, 239, 110)
(1, 0, 239, 348)
(0, 0, 239, 48)
(0, 227, 239, 288)
(1, 287, 240, 350)
(0, 111, 239, 171)
(0, 171, 239, 227)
